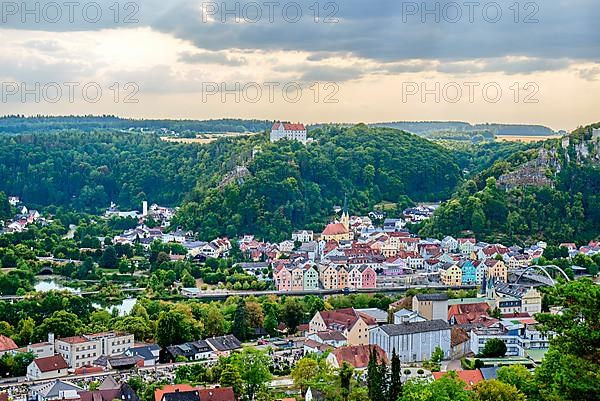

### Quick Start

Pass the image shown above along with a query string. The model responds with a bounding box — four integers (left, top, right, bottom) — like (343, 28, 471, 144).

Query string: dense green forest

(0, 130, 230, 211)
(0, 116, 272, 134)
(373, 121, 556, 136)
(421, 123, 600, 244)
(173, 124, 463, 240)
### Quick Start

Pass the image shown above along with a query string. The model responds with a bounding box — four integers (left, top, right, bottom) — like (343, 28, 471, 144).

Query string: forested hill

(173, 124, 463, 241)
(0, 115, 272, 134)
(0, 130, 250, 212)
(420, 123, 600, 245)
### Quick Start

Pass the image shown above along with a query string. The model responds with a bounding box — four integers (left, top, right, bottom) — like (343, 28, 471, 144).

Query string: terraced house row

(272, 257, 377, 291)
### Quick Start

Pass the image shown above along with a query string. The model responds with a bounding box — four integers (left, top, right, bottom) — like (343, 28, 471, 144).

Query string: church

(321, 197, 353, 241)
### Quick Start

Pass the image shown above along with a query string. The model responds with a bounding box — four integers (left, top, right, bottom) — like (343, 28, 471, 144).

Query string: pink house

(360, 266, 377, 288)
(273, 265, 291, 291)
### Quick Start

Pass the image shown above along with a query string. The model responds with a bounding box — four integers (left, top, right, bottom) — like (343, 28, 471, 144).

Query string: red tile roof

(432, 370, 484, 389)
(0, 335, 17, 352)
(198, 387, 235, 401)
(451, 327, 470, 347)
(155, 385, 196, 401)
(448, 303, 491, 324)
(332, 344, 388, 369)
(272, 122, 306, 131)
(58, 335, 89, 344)
(34, 355, 68, 372)
(0, 393, 8, 401)
(322, 223, 348, 236)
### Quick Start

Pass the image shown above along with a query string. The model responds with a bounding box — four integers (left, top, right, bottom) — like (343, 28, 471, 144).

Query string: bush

(404, 369, 411, 375)
(417, 369, 424, 375)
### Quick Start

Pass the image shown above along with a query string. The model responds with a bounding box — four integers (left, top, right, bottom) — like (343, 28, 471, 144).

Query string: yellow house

(485, 259, 507, 283)
(320, 265, 339, 289)
(337, 266, 349, 288)
(440, 263, 463, 286)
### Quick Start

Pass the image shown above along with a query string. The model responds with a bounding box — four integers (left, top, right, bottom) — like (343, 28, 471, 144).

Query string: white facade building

(270, 122, 308, 144)
(369, 320, 451, 362)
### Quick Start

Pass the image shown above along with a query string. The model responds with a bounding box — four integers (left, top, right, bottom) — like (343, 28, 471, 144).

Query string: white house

(292, 230, 314, 243)
(26, 355, 69, 380)
(270, 122, 308, 144)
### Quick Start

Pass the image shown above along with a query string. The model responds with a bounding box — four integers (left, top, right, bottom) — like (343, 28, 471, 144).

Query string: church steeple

(341, 194, 349, 230)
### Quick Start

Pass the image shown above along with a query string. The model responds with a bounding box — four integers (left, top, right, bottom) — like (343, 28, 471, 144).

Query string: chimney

(142, 201, 148, 217)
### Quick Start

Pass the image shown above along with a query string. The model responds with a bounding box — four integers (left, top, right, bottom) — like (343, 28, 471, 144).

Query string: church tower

(341, 194, 350, 231)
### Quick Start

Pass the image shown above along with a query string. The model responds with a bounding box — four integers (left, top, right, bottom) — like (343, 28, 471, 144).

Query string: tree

(34, 311, 81, 341)
(237, 348, 272, 400)
(400, 371, 472, 401)
(181, 269, 196, 288)
(533, 279, 600, 401)
(496, 364, 537, 399)
(536, 279, 600, 362)
(204, 304, 226, 337)
(99, 245, 118, 269)
(232, 298, 249, 341)
(291, 357, 320, 395)
(281, 297, 304, 333)
(473, 380, 526, 401)
(479, 338, 507, 358)
(15, 317, 35, 345)
(155, 308, 201, 347)
(389, 349, 402, 401)
(220, 363, 244, 398)
(264, 309, 278, 336)
(113, 316, 152, 341)
(367, 347, 386, 401)
(339, 362, 354, 401)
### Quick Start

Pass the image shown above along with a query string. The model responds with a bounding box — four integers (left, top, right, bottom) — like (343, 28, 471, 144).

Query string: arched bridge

(514, 265, 570, 286)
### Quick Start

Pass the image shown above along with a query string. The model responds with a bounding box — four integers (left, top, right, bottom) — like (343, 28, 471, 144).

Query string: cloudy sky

(1, 0, 599, 130)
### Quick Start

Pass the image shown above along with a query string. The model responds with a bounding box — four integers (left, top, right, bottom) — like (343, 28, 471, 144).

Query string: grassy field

(497, 135, 559, 143)
(161, 132, 260, 144)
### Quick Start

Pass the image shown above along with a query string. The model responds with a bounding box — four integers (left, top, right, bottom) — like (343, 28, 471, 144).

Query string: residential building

(164, 340, 214, 362)
(306, 331, 347, 348)
(369, 320, 451, 362)
(393, 309, 426, 324)
(78, 382, 140, 401)
(441, 236, 458, 252)
(26, 355, 69, 380)
(450, 327, 471, 358)
(205, 335, 242, 356)
(458, 238, 476, 255)
(28, 339, 55, 359)
(458, 260, 477, 284)
(470, 318, 549, 357)
(485, 259, 507, 282)
(55, 332, 134, 368)
(29, 380, 82, 401)
(125, 344, 160, 366)
(292, 230, 314, 243)
(0, 335, 18, 355)
(412, 293, 449, 321)
(326, 344, 388, 369)
(439, 263, 463, 286)
(309, 308, 375, 346)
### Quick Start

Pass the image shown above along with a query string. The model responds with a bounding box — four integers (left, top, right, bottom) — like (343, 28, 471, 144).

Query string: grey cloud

(178, 51, 247, 66)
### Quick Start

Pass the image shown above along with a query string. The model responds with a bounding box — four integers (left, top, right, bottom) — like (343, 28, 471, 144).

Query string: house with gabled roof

(309, 308, 375, 346)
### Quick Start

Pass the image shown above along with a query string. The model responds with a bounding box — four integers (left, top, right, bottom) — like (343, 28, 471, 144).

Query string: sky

(1, 0, 599, 130)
